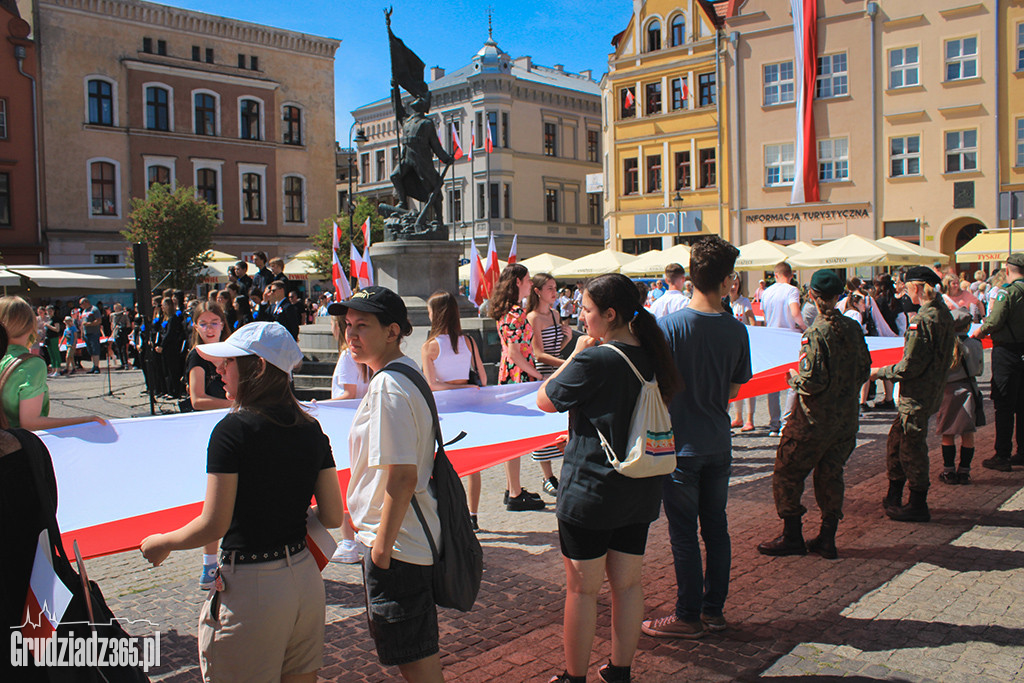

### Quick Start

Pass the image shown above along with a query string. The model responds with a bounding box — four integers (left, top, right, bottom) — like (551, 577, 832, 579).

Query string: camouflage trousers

(773, 408, 857, 520)
(886, 407, 932, 491)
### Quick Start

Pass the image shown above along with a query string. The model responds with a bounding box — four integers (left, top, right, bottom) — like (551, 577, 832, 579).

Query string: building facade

(30, 0, 337, 265)
(1, 0, 42, 264)
(351, 36, 603, 261)
(1000, 0, 1024, 232)
(602, 0, 730, 255)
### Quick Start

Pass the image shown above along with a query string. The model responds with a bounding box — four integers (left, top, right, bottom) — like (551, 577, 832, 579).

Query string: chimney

(514, 55, 532, 71)
(579, 69, 592, 80)
(430, 66, 445, 81)
(553, 64, 564, 72)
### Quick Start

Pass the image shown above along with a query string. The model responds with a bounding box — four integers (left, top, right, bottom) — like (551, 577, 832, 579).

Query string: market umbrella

(203, 249, 238, 262)
(198, 260, 233, 284)
(518, 253, 571, 275)
(552, 249, 638, 280)
(788, 241, 815, 253)
(734, 240, 796, 271)
(619, 244, 691, 277)
(787, 234, 921, 269)
(458, 259, 507, 281)
(954, 229, 1019, 263)
(877, 236, 948, 265)
(283, 249, 325, 280)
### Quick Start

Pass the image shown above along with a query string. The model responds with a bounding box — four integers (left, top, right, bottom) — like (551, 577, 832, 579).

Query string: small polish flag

(469, 238, 484, 307)
(350, 243, 363, 280)
(624, 88, 635, 109)
(305, 508, 337, 572)
(451, 123, 464, 160)
(332, 222, 351, 301)
(362, 247, 375, 288)
(21, 530, 73, 659)
(361, 216, 372, 249)
(682, 80, 689, 101)
(485, 120, 494, 154)
(508, 234, 518, 264)
(483, 234, 500, 299)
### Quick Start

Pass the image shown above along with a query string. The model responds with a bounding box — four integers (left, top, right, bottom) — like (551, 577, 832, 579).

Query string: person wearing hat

(971, 252, 1024, 472)
(757, 270, 871, 559)
(140, 322, 345, 682)
(869, 266, 955, 522)
(333, 286, 445, 681)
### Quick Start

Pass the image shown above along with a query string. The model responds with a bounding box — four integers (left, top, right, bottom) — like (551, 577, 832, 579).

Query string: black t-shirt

(545, 341, 664, 529)
(207, 409, 335, 552)
(186, 348, 226, 399)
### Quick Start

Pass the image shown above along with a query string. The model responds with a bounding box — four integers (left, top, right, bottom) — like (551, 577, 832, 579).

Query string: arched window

(240, 98, 261, 140)
(145, 86, 170, 131)
(282, 104, 303, 145)
(671, 15, 686, 47)
(87, 79, 114, 126)
(647, 20, 661, 52)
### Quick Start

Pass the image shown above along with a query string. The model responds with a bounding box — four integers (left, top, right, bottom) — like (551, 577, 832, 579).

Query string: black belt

(221, 539, 306, 565)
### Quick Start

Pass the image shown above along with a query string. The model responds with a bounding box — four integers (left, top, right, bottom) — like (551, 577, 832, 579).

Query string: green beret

(810, 270, 845, 298)
(905, 265, 941, 286)
(1006, 253, 1024, 268)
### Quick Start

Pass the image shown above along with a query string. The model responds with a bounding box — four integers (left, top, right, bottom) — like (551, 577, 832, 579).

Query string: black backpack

(381, 363, 484, 612)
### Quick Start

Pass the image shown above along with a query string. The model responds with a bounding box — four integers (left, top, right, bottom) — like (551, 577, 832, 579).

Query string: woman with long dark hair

(538, 273, 678, 683)
(490, 263, 545, 511)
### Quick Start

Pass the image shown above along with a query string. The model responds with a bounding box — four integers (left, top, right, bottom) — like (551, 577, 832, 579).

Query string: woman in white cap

(141, 321, 344, 683)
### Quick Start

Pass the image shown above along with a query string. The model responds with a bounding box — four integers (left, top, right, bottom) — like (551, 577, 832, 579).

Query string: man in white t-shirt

(650, 263, 691, 320)
(761, 261, 806, 435)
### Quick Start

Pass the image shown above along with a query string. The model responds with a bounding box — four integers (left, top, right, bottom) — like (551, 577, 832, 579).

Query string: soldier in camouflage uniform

(971, 252, 1024, 472)
(757, 270, 871, 559)
(871, 266, 955, 522)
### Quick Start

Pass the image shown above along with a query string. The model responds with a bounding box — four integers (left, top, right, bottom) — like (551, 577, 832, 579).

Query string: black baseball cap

(328, 286, 411, 331)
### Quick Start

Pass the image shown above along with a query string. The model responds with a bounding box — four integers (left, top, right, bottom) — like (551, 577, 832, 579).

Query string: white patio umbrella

(877, 236, 948, 265)
(458, 259, 506, 280)
(518, 253, 571, 275)
(787, 234, 921, 269)
(552, 249, 638, 280)
(734, 240, 796, 271)
(619, 244, 692, 277)
(284, 249, 325, 279)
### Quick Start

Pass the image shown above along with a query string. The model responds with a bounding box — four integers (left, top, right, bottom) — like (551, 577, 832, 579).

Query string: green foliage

(121, 184, 220, 290)
(308, 197, 386, 278)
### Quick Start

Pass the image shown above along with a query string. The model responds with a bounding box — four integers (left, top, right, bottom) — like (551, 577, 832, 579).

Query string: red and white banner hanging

(790, 0, 820, 205)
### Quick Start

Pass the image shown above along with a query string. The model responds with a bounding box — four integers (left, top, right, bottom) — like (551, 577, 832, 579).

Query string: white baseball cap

(196, 321, 303, 376)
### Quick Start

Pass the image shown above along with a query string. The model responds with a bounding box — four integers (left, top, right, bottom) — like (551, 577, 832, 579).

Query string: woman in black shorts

(538, 273, 678, 683)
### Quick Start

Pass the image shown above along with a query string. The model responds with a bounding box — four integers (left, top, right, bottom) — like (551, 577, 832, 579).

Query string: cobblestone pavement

(46, 358, 1024, 682)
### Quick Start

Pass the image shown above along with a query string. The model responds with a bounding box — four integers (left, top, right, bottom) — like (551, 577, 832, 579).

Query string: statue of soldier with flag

(381, 9, 452, 240)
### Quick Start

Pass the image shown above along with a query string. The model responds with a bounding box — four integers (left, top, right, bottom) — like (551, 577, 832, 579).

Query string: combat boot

(882, 479, 904, 514)
(757, 517, 807, 556)
(806, 515, 839, 560)
(887, 488, 930, 523)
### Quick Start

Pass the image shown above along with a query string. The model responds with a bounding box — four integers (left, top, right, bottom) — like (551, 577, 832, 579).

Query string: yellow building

(601, 0, 730, 255)
(1001, 0, 1024, 228)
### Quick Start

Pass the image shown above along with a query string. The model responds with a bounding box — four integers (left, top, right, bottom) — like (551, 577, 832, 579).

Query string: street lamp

(348, 121, 368, 289)
(672, 191, 684, 245)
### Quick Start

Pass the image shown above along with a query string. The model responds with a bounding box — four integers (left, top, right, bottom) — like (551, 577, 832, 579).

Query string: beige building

(351, 36, 603, 260)
(29, 0, 338, 264)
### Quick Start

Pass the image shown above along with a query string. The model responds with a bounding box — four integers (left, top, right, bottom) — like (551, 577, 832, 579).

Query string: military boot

(757, 517, 807, 556)
(882, 479, 904, 515)
(806, 516, 839, 560)
(887, 488, 930, 523)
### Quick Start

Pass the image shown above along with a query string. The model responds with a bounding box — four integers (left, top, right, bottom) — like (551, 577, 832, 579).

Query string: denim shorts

(85, 333, 102, 357)
(362, 554, 438, 666)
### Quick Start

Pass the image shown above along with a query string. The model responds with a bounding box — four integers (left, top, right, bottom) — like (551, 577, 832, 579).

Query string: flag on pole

(682, 80, 689, 101)
(304, 508, 337, 572)
(332, 223, 352, 301)
(483, 234, 500, 299)
(469, 238, 484, 307)
(508, 234, 518, 264)
(790, 0, 820, 205)
(467, 121, 474, 160)
(387, 24, 427, 99)
(451, 123, 464, 160)
(624, 88, 635, 109)
(20, 530, 73, 659)
(350, 244, 364, 280)
(361, 216, 372, 249)
(485, 118, 494, 154)
(362, 247, 375, 288)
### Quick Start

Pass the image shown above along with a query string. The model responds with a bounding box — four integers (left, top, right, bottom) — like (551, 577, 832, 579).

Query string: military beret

(809, 270, 845, 298)
(904, 266, 942, 286)
(950, 307, 972, 332)
(1006, 253, 1024, 268)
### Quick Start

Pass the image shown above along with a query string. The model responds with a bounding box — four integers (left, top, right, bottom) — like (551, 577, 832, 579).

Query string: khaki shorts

(199, 548, 325, 682)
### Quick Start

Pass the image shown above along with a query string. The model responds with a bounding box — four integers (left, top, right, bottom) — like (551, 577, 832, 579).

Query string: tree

(309, 197, 385, 278)
(121, 184, 221, 290)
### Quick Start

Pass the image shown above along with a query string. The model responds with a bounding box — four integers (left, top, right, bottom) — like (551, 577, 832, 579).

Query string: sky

(155, 0, 633, 143)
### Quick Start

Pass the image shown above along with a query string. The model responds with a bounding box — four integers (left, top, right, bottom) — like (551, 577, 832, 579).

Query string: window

(194, 92, 217, 136)
(815, 53, 848, 98)
(477, 183, 486, 219)
(87, 79, 114, 126)
(647, 20, 661, 52)
(157, 40, 166, 56)
(765, 143, 795, 186)
(699, 148, 716, 188)
(890, 135, 921, 177)
(205, 48, 214, 64)
(671, 15, 686, 46)
(145, 86, 169, 131)
(375, 150, 386, 182)
(946, 129, 978, 172)
(0, 99, 6, 139)
(360, 154, 369, 183)
(623, 158, 639, 195)
(487, 112, 498, 150)
(250, 56, 258, 71)
(475, 112, 484, 148)
(284, 176, 304, 223)
(0, 173, 9, 226)
(282, 105, 302, 145)
(238, 54, 246, 68)
(504, 184, 511, 219)
(764, 62, 795, 105)
(545, 188, 559, 222)
(945, 37, 978, 81)
(143, 37, 153, 53)
(884, 221, 919, 242)
(620, 88, 636, 119)
(587, 130, 600, 162)
(675, 151, 691, 190)
(192, 45, 200, 61)
(1018, 23, 1024, 72)
(698, 73, 716, 107)
(147, 165, 170, 188)
(671, 78, 688, 110)
(888, 47, 919, 89)
(646, 154, 662, 193)
(489, 183, 500, 218)
(502, 112, 509, 148)
(544, 122, 557, 156)
(451, 188, 462, 223)
(92, 253, 121, 264)
(239, 99, 261, 140)
(645, 82, 662, 116)
(765, 226, 796, 242)
(196, 168, 218, 207)
(1017, 118, 1024, 167)
(818, 138, 849, 181)
(241, 173, 262, 221)
(89, 161, 117, 216)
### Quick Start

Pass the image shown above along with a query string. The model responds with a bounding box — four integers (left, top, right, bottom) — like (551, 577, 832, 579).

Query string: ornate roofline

(41, 0, 339, 58)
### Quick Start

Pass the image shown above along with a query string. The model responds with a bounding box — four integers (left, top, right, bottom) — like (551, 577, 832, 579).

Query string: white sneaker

(330, 540, 361, 564)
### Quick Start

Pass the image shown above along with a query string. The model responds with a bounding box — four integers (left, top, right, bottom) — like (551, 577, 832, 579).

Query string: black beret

(904, 266, 941, 286)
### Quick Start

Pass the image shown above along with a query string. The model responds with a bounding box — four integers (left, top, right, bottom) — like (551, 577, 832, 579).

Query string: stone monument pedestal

(369, 241, 477, 325)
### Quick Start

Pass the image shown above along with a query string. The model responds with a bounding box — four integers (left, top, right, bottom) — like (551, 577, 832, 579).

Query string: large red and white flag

(483, 234, 500, 299)
(485, 118, 494, 154)
(468, 238, 484, 307)
(451, 123, 464, 160)
(21, 530, 73, 657)
(332, 222, 352, 301)
(790, 0, 820, 205)
(508, 234, 518, 264)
